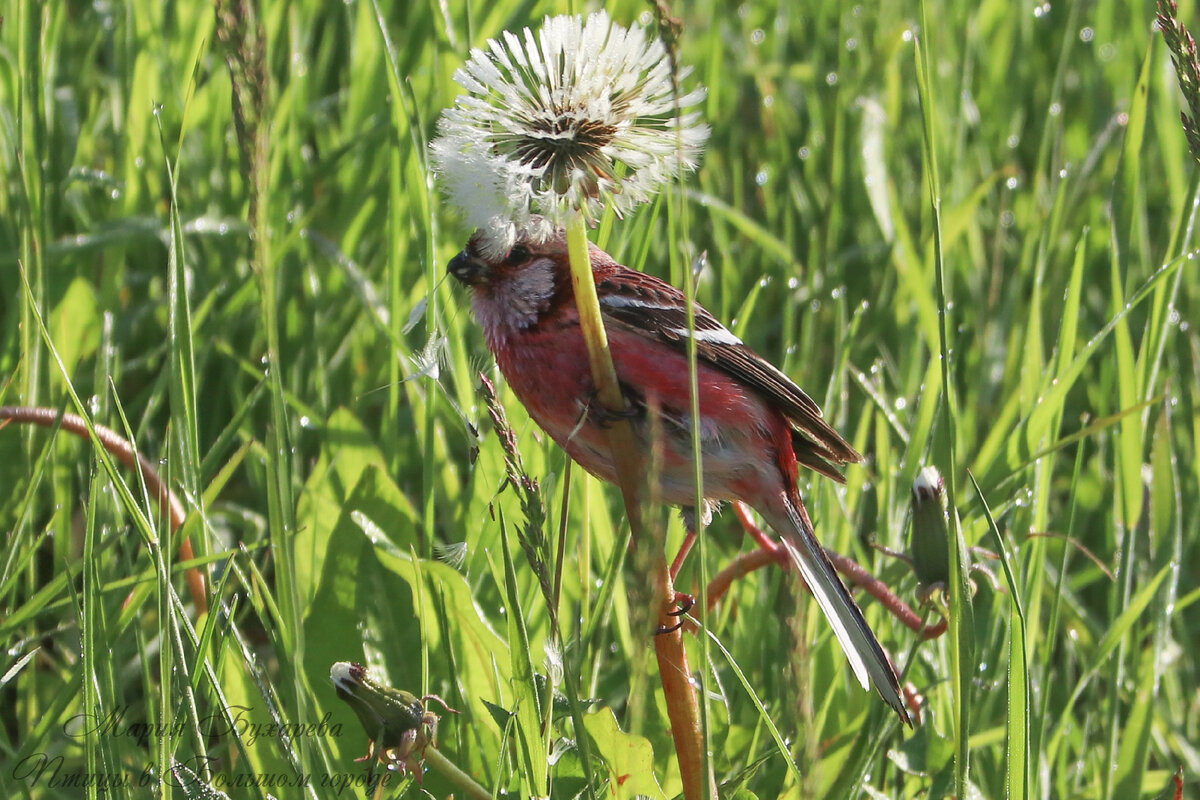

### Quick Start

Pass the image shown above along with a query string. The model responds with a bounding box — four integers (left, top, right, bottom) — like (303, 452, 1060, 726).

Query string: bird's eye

(507, 245, 531, 264)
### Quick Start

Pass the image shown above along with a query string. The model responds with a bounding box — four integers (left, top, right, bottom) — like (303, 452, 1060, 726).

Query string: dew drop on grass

(894, 397, 907, 411)
(1007, 134, 1020, 149)
(825, 72, 839, 86)
(758, 276, 772, 288)
(750, 28, 765, 46)
(1033, 2, 1051, 18)
(1080, 26, 1094, 42)
(1005, 176, 1019, 190)
(1049, 102, 1062, 116)
(846, 38, 858, 51)
(755, 168, 769, 186)
(798, 146, 811, 160)
(788, 277, 800, 289)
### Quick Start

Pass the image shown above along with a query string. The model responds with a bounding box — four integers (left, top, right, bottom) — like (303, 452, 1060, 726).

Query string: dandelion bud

(910, 465, 951, 591)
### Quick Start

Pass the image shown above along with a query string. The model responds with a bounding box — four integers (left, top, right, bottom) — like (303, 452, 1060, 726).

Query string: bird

(447, 224, 908, 721)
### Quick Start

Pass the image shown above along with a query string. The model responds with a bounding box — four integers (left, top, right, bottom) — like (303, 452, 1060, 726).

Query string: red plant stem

(654, 578, 715, 799)
(705, 502, 945, 639)
(0, 406, 208, 613)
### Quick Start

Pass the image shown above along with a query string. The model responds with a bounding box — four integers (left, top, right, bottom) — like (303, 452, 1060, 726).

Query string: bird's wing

(595, 267, 861, 468)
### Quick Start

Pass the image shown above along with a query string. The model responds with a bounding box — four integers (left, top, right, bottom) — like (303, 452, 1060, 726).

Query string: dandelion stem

(421, 745, 493, 800)
(564, 215, 646, 529)
(564, 214, 713, 800)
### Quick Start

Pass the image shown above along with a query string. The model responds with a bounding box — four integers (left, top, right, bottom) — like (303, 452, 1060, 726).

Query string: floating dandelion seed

(431, 10, 709, 257)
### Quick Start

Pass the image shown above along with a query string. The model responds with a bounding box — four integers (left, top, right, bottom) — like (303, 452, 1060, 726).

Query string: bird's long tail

(769, 494, 909, 723)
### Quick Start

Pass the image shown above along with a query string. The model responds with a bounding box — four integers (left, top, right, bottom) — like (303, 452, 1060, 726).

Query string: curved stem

(420, 745, 493, 800)
(0, 405, 207, 612)
(701, 502, 946, 640)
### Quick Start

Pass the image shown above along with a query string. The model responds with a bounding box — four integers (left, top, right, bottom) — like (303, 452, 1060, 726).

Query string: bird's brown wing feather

(595, 267, 862, 475)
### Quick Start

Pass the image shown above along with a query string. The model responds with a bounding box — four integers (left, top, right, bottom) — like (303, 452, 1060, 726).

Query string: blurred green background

(0, 1, 1195, 797)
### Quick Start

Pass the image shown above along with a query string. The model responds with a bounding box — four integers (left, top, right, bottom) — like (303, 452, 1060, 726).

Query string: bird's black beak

(448, 250, 487, 286)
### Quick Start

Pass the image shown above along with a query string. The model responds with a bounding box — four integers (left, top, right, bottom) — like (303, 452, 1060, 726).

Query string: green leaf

(583, 709, 668, 800)
(48, 277, 99, 382)
(969, 472, 1029, 800)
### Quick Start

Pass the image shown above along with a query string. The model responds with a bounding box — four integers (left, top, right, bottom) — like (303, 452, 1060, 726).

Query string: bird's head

(447, 226, 563, 288)
(447, 222, 582, 332)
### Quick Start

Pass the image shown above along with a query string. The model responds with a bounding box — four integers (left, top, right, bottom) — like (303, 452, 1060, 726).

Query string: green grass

(1, 0, 1197, 797)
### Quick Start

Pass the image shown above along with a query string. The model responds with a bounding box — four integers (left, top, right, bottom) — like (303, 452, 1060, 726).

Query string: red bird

(449, 225, 906, 720)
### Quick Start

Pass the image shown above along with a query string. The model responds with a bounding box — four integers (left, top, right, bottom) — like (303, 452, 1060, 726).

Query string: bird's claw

(655, 591, 695, 634)
(583, 390, 640, 428)
(669, 591, 695, 616)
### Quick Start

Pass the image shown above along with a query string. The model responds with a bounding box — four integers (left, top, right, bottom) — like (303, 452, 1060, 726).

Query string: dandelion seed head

(544, 640, 563, 684)
(432, 10, 708, 256)
(433, 540, 469, 570)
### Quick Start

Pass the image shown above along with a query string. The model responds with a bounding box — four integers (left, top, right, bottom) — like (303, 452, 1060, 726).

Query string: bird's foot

(581, 388, 641, 428)
(655, 591, 696, 634)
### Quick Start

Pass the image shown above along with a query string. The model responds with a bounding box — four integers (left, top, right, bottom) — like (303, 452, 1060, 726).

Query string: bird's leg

(655, 506, 709, 634)
(669, 528, 697, 579)
(733, 502, 784, 558)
